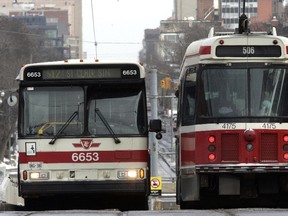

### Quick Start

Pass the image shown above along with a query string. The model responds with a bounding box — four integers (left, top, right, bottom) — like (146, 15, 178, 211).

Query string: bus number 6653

(72, 152, 99, 162)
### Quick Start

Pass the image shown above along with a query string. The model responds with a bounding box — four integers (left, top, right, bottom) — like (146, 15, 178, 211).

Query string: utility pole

(149, 69, 159, 176)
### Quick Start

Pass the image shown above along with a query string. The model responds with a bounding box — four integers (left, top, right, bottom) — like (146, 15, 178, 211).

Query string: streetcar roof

(179, 29, 288, 79)
(17, 59, 146, 81)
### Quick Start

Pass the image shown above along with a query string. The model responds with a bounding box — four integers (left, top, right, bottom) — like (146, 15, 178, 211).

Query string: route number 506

(72, 152, 99, 162)
(243, 46, 255, 55)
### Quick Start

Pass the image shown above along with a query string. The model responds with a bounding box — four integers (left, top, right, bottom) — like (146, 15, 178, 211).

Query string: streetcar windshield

(22, 86, 84, 136)
(197, 67, 288, 119)
(88, 85, 146, 135)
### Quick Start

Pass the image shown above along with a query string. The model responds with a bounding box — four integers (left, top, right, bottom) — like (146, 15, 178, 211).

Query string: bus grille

(221, 133, 239, 162)
(260, 133, 278, 162)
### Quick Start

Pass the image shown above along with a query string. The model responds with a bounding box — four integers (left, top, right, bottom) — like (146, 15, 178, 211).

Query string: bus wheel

(119, 195, 148, 211)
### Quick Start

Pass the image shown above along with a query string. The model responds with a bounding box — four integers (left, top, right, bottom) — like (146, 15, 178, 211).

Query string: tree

(0, 16, 65, 161)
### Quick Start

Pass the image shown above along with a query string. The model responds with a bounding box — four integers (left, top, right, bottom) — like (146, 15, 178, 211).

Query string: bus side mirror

(149, 119, 162, 140)
(175, 89, 179, 98)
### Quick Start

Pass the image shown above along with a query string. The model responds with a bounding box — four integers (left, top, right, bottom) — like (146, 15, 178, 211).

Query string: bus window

(88, 85, 146, 136)
(22, 86, 84, 136)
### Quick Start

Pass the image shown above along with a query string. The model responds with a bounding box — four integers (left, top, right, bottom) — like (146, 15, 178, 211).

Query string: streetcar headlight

(246, 143, 254, 151)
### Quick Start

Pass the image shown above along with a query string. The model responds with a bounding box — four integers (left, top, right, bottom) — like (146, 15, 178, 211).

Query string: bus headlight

(29, 172, 49, 180)
(118, 170, 138, 179)
(127, 170, 137, 178)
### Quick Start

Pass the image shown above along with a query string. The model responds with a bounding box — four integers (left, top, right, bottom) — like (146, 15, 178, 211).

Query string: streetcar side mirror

(149, 119, 162, 140)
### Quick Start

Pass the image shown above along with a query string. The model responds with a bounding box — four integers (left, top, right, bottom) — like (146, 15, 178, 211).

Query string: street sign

(150, 176, 162, 196)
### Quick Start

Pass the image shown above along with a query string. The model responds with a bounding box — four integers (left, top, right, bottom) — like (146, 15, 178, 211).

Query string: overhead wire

(0, 29, 140, 45)
(90, 0, 98, 59)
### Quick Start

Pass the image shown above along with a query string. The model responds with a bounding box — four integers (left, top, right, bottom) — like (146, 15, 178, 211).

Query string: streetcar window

(21, 86, 84, 136)
(199, 68, 247, 118)
(182, 67, 196, 125)
(196, 67, 288, 120)
(87, 85, 146, 136)
(250, 68, 288, 117)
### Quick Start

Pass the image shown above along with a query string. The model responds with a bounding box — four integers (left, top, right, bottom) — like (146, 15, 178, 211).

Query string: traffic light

(165, 77, 171, 90)
(160, 79, 166, 88)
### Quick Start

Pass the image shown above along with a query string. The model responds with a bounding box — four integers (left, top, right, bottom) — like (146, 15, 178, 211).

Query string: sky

(82, 0, 174, 61)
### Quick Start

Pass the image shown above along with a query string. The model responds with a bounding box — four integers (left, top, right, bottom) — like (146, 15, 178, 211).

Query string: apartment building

(0, 0, 82, 58)
(174, 0, 283, 29)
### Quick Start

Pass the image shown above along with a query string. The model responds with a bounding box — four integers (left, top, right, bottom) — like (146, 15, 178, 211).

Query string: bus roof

(17, 59, 146, 81)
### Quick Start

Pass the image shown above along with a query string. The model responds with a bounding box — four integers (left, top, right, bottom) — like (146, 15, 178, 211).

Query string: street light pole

(149, 69, 159, 177)
(0, 89, 18, 161)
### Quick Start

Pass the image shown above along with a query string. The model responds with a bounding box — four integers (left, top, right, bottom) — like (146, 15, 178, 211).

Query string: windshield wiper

(49, 111, 79, 145)
(95, 108, 121, 144)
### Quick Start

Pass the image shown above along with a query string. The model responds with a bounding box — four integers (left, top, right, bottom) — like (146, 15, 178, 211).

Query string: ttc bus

(176, 28, 288, 208)
(16, 60, 161, 210)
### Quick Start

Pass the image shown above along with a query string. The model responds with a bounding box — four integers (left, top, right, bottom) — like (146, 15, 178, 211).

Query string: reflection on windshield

(196, 67, 288, 119)
(88, 87, 145, 135)
(22, 86, 84, 136)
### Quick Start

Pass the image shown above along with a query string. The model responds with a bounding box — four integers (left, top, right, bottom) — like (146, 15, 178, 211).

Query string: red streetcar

(175, 15, 288, 208)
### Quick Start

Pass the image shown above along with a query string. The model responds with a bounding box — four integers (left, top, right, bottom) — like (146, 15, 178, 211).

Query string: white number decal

(122, 70, 137, 76)
(222, 123, 236, 129)
(262, 123, 276, 129)
(26, 72, 41, 78)
(243, 46, 255, 55)
(72, 152, 99, 162)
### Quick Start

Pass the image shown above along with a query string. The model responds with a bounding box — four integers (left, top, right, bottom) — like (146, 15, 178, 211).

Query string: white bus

(17, 59, 161, 210)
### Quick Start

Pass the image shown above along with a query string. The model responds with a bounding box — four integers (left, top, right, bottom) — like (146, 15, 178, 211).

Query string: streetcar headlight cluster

(283, 135, 288, 160)
(208, 135, 216, 162)
(117, 169, 145, 179)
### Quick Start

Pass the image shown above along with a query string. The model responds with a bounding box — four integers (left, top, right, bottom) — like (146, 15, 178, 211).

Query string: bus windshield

(20, 84, 147, 137)
(197, 66, 288, 120)
(88, 85, 146, 135)
(22, 86, 84, 136)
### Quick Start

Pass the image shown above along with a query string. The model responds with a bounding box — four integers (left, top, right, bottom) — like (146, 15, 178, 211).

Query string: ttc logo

(72, 139, 100, 149)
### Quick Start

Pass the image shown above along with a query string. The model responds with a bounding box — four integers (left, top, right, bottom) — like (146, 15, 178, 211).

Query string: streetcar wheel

(120, 195, 148, 211)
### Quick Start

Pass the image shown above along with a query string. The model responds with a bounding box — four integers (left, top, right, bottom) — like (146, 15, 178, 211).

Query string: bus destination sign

(24, 67, 140, 81)
(216, 45, 281, 57)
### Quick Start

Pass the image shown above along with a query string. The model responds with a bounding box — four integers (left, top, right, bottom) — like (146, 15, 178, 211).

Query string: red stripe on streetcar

(19, 150, 148, 164)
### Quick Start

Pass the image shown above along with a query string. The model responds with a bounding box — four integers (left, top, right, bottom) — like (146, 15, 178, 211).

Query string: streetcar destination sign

(216, 45, 281, 57)
(24, 65, 140, 81)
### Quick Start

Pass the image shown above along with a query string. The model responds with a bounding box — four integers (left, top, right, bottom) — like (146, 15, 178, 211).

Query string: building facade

(0, 0, 82, 58)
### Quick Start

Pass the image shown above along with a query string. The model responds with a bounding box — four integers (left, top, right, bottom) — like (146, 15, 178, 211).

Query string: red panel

(260, 133, 278, 162)
(181, 133, 196, 166)
(221, 133, 240, 162)
(19, 150, 148, 164)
